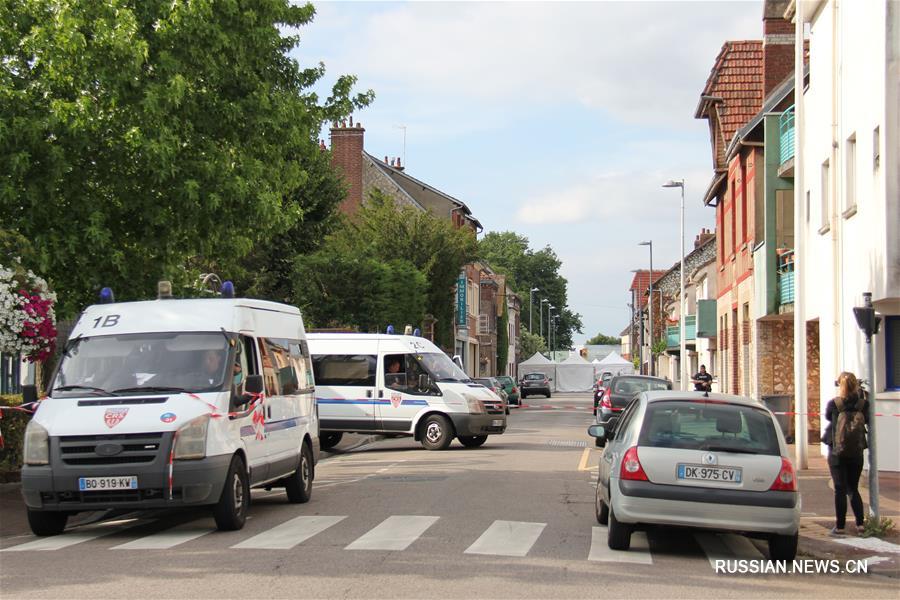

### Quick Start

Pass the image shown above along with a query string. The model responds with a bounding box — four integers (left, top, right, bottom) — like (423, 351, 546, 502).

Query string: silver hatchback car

(588, 391, 800, 560)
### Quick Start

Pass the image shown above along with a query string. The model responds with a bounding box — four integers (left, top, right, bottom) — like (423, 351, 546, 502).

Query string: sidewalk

(793, 444, 900, 577)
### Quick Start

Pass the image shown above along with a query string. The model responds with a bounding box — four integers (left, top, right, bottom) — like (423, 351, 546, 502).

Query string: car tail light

(600, 390, 611, 409)
(619, 446, 648, 481)
(769, 457, 797, 491)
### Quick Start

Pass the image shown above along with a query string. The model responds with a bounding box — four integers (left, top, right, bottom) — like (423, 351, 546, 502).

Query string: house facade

(788, 0, 900, 470)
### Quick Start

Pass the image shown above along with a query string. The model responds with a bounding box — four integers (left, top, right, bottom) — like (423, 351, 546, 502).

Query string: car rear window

(638, 401, 780, 455)
(524, 374, 544, 380)
(613, 378, 669, 394)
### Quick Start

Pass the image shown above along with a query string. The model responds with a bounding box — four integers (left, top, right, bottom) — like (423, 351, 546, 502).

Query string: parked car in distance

(496, 375, 520, 406)
(593, 375, 613, 415)
(587, 391, 799, 560)
(596, 375, 671, 427)
(520, 372, 551, 399)
(473, 377, 510, 415)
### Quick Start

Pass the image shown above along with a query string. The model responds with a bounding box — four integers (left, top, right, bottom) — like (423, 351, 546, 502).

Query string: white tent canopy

(517, 352, 557, 391)
(556, 353, 595, 392)
(595, 351, 635, 379)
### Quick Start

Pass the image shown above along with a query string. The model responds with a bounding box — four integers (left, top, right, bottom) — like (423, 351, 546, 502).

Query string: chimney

(395, 157, 403, 171)
(329, 117, 365, 216)
(695, 227, 715, 249)
(762, 0, 795, 99)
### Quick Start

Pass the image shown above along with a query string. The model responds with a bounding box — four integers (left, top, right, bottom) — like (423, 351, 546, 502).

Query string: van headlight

(24, 420, 49, 465)
(465, 395, 485, 415)
(173, 414, 210, 460)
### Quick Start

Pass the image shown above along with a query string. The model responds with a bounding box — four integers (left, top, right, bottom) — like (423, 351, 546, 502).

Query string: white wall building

(792, 0, 900, 470)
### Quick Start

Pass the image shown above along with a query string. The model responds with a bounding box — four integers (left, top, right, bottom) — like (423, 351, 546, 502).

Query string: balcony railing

(777, 249, 795, 306)
(779, 105, 795, 165)
(666, 315, 697, 349)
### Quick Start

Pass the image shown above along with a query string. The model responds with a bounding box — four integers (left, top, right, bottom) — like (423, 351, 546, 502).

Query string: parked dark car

(496, 375, 520, 406)
(474, 377, 510, 415)
(593, 378, 612, 415)
(595, 374, 671, 428)
(520, 372, 551, 399)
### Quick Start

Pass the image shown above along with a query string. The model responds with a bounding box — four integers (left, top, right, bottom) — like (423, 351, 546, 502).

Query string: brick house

(328, 119, 497, 376)
(625, 269, 666, 375)
(695, 0, 795, 400)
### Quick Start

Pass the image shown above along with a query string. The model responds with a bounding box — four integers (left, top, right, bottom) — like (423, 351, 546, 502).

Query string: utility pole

(529, 287, 539, 333)
(854, 292, 882, 520)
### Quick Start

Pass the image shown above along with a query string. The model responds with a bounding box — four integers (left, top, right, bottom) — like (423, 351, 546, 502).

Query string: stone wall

(807, 321, 821, 436)
(757, 320, 795, 397)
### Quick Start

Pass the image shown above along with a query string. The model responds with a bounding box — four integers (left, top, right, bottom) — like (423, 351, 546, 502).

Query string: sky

(293, 0, 763, 346)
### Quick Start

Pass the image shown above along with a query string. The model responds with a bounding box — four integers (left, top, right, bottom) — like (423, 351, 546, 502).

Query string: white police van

(307, 332, 506, 451)
(21, 283, 318, 535)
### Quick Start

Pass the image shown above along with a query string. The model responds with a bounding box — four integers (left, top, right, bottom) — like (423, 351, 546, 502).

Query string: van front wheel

(285, 442, 313, 504)
(320, 432, 343, 451)
(213, 455, 249, 531)
(458, 435, 488, 448)
(27, 509, 68, 536)
(420, 415, 453, 450)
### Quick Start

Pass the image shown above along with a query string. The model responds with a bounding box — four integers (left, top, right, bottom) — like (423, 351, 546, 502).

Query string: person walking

(824, 371, 869, 536)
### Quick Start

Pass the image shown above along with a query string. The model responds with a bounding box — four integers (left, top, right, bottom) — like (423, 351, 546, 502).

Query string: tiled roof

(629, 270, 667, 309)
(696, 40, 764, 162)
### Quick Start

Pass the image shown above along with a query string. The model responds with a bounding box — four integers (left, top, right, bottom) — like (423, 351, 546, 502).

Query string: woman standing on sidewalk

(825, 371, 869, 536)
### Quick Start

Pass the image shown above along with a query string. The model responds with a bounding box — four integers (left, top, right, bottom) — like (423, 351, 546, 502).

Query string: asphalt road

(0, 392, 896, 599)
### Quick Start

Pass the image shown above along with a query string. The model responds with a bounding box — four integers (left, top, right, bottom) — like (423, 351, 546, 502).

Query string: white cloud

(306, 1, 761, 132)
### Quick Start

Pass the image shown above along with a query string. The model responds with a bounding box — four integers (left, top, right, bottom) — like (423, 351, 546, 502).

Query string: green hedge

(0, 394, 31, 477)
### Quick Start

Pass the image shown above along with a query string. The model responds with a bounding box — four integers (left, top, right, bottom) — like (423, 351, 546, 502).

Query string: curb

(798, 529, 900, 578)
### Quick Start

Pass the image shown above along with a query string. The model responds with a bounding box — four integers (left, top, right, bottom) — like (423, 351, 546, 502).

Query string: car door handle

(266, 406, 271, 419)
(378, 390, 384, 398)
(366, 390, 372, 398)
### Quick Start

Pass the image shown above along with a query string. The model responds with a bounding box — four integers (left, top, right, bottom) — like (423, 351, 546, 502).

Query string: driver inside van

(385, 357, 406, 389)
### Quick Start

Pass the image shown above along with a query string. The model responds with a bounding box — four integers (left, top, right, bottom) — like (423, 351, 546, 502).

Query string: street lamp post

(639, 241, 653, 376)
(540, 298, 548, 340)
(547, 304, 555, 350)
(663, 179, 686, 390)
(529, 287, 539, 333)
(548, 308, 556, 354)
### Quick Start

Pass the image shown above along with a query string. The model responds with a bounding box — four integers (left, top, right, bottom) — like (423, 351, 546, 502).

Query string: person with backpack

(824, 371, 869, 536)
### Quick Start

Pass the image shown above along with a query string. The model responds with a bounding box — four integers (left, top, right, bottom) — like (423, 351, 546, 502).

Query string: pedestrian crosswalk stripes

(111, 523, 214, 550)
(588, 527, 652, 564)
(232, 515, 347, 550)
(464, 520, 546, 557)
(1, 518, 151, 552)
(345, 516, 439, 551)
(1, 516, 769, 566)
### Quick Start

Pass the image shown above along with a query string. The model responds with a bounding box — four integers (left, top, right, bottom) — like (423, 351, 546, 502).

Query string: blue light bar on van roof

(386, 325, 395, 334)
(99, 287, 115, 304)
(413, 328, 421, 337)
(221, 280, 235, 298)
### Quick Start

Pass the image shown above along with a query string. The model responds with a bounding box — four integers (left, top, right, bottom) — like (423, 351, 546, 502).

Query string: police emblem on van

(104, 408, 129, 428)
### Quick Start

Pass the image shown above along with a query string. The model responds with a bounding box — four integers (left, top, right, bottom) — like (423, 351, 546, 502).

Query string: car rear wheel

(607, 504, 631, 550)
(595, 488, 609, 525)
(768, 532, 798, 561)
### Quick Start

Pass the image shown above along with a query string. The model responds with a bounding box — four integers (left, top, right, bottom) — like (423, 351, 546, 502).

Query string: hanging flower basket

(0, 263, 57, 363)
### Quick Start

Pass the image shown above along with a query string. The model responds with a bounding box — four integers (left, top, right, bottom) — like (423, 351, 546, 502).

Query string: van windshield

(415, 353, 471, 383)
(53, 332, 230, 396)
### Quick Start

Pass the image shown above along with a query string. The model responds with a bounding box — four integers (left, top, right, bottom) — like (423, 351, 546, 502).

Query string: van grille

(58, 433, 164, 466)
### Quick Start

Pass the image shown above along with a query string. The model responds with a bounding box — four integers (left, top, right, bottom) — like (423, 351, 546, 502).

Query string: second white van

(307, 333, 506, 450)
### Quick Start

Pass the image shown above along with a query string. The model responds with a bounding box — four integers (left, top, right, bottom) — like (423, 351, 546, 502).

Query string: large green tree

(586, 332, 621, 345)
(291, 191, 476, 343)
(1, 0, 372, 317)
(479, 231, 583, 349)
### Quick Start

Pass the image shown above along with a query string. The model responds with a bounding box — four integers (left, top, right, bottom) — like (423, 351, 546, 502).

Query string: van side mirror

(418, 373, 431, 391)
(244, 374, 263, 395)
(587, 424, 606, 438)
(22, 384, 38, 405)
